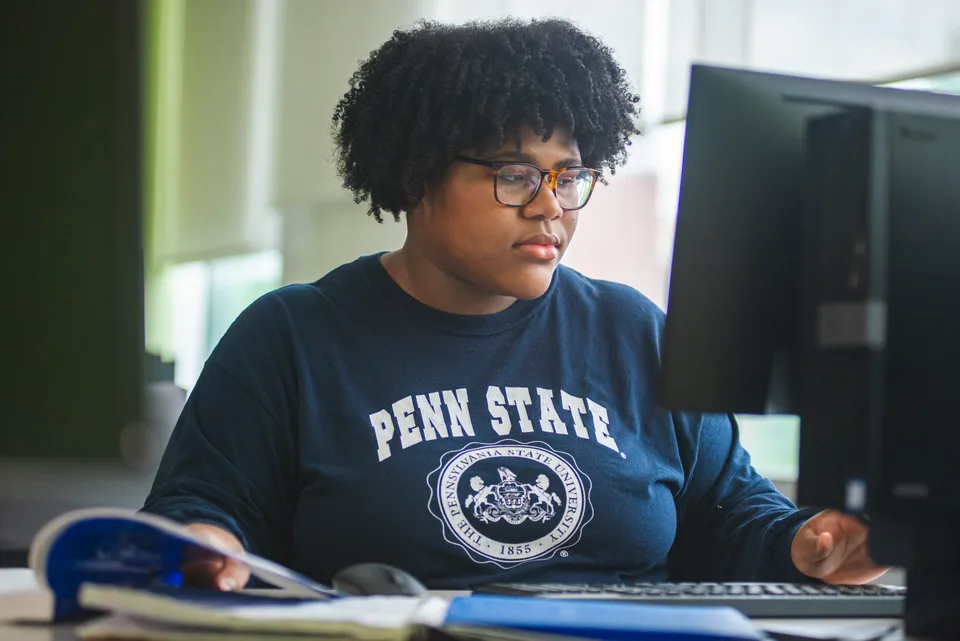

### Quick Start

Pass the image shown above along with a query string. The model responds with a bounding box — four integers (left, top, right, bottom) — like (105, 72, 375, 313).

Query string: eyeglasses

(455, 154, 599, 211)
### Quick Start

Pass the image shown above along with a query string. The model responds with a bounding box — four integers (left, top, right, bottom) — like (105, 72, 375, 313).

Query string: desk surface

(0, 568, 907, 641)
(0, 617, 908, 641)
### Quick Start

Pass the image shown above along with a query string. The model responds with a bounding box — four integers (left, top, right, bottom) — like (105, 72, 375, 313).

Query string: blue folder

(445, 594, 764, 641)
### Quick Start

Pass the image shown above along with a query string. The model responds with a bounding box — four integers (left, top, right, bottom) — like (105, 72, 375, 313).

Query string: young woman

(143, 17, 886, 591)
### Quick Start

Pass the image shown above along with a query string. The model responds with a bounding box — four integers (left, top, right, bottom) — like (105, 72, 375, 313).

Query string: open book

(14, 507, 765, 641)
(21, 507, 338, 621)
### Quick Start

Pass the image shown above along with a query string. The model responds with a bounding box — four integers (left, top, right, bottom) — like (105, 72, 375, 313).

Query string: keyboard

(472, 582, 906, 618)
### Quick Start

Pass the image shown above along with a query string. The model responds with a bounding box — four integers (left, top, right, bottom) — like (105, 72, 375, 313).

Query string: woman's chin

(501, 268, 558, 300)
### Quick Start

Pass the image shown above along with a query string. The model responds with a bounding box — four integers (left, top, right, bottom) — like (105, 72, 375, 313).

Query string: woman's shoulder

(210, 256, 378, 355)
(240, 254, 380, 318)
(555, 264, 666, 329)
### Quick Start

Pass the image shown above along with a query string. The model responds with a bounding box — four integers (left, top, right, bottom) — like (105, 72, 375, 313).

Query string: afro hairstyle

(332, 17, 641, 222)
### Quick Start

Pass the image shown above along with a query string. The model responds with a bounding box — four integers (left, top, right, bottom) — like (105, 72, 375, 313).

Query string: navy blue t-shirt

(142, 253, 814, 589)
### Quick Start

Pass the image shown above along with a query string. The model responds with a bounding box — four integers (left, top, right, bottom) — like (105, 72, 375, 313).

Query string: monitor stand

(905, 567, 960, 639)
(872, 517, 959, 639)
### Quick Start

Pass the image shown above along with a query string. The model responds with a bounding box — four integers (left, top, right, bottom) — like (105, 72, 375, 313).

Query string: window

(885, 70, 960, 94)
(168, 251, 282, 392)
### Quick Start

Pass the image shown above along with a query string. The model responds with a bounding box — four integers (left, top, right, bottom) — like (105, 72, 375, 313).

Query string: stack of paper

(72, 583, 767, 641)
(75, 585, 445, 640)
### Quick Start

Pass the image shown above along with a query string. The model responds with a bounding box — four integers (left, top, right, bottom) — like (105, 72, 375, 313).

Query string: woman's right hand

(180, 522, 251, 591)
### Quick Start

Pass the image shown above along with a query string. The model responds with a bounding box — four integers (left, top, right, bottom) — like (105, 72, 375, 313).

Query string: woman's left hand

(790, 509, 891, 584)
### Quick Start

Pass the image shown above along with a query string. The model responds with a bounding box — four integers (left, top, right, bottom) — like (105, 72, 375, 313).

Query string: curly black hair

(332, 17, 641, 223)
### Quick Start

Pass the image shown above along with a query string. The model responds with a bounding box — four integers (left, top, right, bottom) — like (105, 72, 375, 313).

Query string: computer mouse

(331, 562, 428, 596)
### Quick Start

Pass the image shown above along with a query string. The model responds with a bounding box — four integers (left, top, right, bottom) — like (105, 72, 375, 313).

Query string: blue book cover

(26, 508, 338, 620)
(444, 595, 764, 641)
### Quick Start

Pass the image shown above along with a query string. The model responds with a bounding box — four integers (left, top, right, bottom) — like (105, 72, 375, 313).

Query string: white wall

(657, 0, 960, 123)
(281, 206, 407, 285)
(272, 0, 436, 283)
(749, 0, 960, 81)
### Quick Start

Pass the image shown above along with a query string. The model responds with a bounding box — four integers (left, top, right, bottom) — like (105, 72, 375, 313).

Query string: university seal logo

(426, 440, 594, 568)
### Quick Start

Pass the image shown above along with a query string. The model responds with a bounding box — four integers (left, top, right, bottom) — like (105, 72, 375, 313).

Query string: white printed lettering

(505, 387, 534, 433)
(536, 388, 568, 434)
(560, 391, 590, 439)
(416, 392, 448, 441)
(487, 386, 512, 435)
(392, 396, 422, 449)
(587, 398, 619, 452)
(443, 388, 475, 437)
(369, 409, 395, 462)
(373, 385, 620, 462)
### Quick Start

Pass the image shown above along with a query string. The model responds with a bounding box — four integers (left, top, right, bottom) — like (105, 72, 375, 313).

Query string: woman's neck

(380, 246, 517, 316)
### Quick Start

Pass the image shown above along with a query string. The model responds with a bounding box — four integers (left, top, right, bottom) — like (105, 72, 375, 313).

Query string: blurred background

(2, 0, 959, 563)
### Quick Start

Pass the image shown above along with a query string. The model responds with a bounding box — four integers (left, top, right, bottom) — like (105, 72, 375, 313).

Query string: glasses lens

(495, 164, 541, 205)
(555, 169, 596, 209)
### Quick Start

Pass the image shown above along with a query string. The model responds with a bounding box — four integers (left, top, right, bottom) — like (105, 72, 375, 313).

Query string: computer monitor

(659, 63, 960, 636)
(0, 0, 153, 560)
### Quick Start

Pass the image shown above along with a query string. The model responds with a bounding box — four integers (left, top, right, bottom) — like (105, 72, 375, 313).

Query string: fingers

(792, 526, 844, 579)
(179, 523, 250, 591)
(180, 547, 251, 590)
(820, 555, 891, 585)
(791, 511, 894, 584)
(215, 557, 251, 591)
(800, 531, 830, 565)
(181, 552, 227, 588)
(838, 516, 869, 548)
(812, 531, 834, 563)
